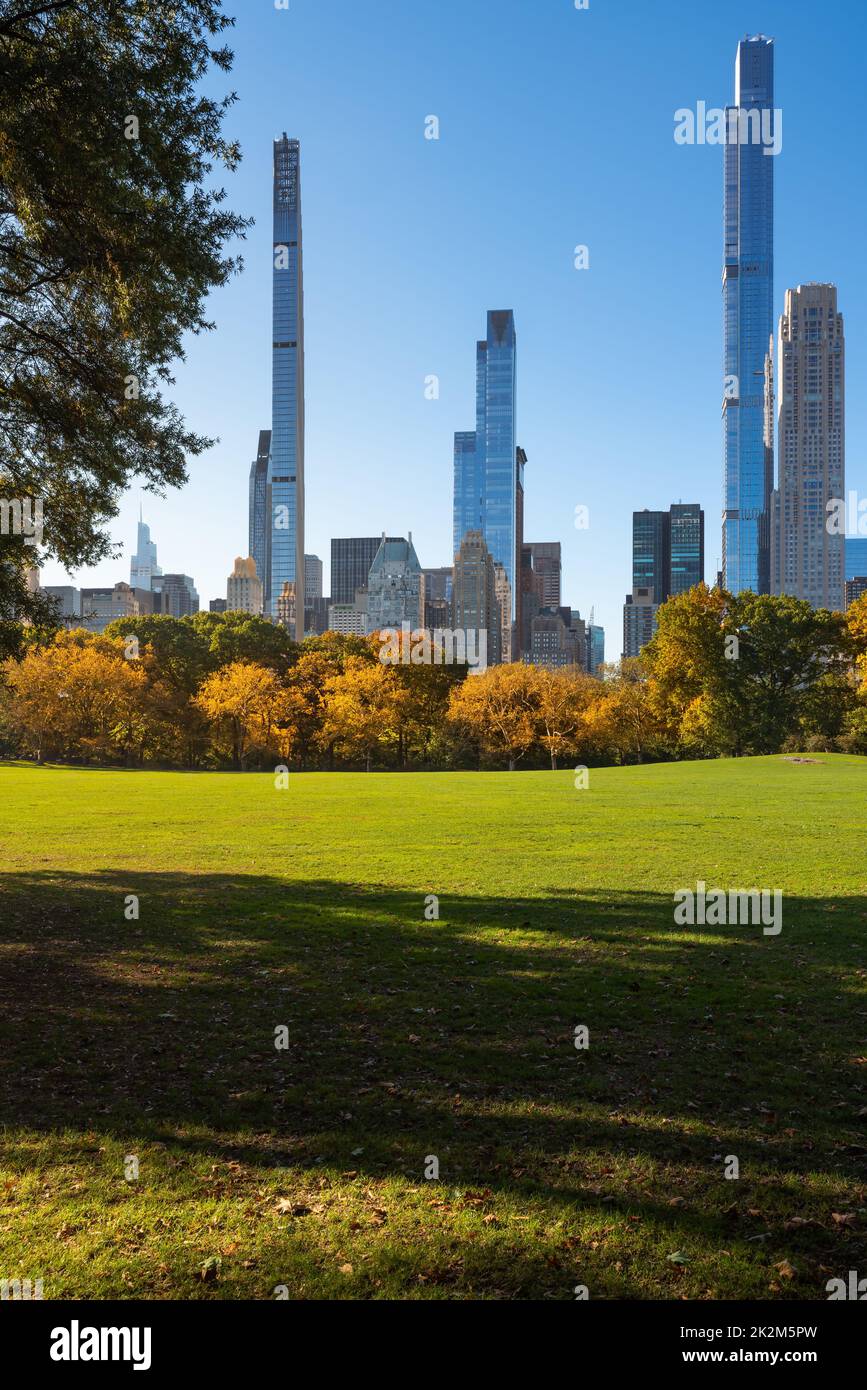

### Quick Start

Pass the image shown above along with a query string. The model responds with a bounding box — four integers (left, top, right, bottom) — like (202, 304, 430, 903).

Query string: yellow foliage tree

(194, 661, 285, 769)
(0, 629, 146, 763)
(447, 663, 545, 770)
(320, 657, 405, 771)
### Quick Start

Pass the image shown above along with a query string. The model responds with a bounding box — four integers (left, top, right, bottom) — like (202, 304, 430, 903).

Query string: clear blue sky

(41, 0, 867, 650)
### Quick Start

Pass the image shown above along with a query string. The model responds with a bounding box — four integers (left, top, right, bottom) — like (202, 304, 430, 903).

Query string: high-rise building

(670, 504, 705, 596)
(268, 135, 304, 637)
(366, 535, 422, 634)
(331, 537, 394, 606)
(304, 555, 323, 605)
(452, 530, 499, 666)
(845, 538, 867, 580)
(248, 429, 271, 602)
(623, 586, 658, 660)
(845, 577, 867, 608)
(723, 35, 776, 595)
(772, 285, 845, 611)
(227, 556, 264, 615)
(210, 598, 228, 613)
(633, 510, 671, 602)
(632, 505, 704, 609)
(453, 311, 519, 627)
(130, 511, 162, 590)
(587, 620, 605, 676)
(422, 566, 453, 630)
(152, 574, 198, 618)
(527, 542, 562, 608)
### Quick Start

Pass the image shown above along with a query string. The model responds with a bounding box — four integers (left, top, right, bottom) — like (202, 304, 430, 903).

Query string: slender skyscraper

(723, 36, 776, 595)
(453, 311, 518, 632)
(772, 284, 845, 611)
(130, 510, 162, 590)
(269, 135, 305, 637)
(248, 428, 271, 599)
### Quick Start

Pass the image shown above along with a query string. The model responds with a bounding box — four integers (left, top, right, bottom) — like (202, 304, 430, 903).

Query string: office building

(723, 35, 776, 595)
(209, 598, 228, 613)
(587, 617, 605, 676)
(152, 573, 199, 618)
(845, 577, 867, 608)
(268, 135, 305, 637)
(772, 284, 845, 611)
(331, 537, 394, 606)
(275, 580, 297, 633)
(670, 504, 705, 595)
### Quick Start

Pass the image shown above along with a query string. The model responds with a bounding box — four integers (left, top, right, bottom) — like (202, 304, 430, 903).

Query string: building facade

(772, 284, 845, 611)
(227, 556, 264, 616)
(366, 535, 422, 634)
(670, 504, 705, 595)
(845, 537, 867, 580)
(623, 586, 659, 660)
(331, 537, 391, 606)
(723, 35, 776, 595)
(152, 574, 199, 619)
(80, 583, 155, 634)
(268, 135, 305, 637)
(452, 530, 498, 667)
(248, 429, 271, 603)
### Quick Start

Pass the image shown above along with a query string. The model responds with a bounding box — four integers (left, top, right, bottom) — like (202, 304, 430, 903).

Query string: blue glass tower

(723, 36, 775, 595)
(248, 428, 271, 598)
(452, 311, 518, 621)
(269, 135, 305, 635)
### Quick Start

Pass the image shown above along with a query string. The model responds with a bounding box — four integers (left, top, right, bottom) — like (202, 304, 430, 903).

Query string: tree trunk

(508, 756, 515, 772)
(366, 749, 372, 773)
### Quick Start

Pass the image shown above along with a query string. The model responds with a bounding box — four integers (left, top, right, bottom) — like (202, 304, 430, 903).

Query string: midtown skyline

(37, 0, 867, 648)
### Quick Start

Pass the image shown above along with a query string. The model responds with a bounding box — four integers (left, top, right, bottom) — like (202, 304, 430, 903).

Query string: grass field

(1, 755, 866, 1300)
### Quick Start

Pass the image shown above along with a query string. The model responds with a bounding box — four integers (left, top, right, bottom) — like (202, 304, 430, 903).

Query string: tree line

(1, 586, 866, 771)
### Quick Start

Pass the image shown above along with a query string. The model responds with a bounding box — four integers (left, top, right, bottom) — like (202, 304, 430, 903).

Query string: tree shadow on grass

(1, 869, 865, 1295)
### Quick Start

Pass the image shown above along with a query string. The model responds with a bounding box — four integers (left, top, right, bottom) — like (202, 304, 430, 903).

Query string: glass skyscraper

(670, 503, 705, 596)
(268, 135, 305, 636)
(453, 311, 518, 621)
(248, 428, 271, 599)
(632, 510, 671, 603)
(723, 36, 776, 595)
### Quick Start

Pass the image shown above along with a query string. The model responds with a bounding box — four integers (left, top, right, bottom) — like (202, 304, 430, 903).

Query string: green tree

(0, 0, 249, 619)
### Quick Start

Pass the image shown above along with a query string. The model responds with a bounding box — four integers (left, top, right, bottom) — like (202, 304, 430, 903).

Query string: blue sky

(41, 0, 867, 651)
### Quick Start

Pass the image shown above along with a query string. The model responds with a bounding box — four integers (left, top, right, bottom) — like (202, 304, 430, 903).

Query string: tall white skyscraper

(130, 511, 162, 590)
(772, 284, 845, 611)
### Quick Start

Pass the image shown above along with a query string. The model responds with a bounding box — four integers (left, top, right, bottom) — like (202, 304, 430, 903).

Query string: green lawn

(1, 755, 866, 1300)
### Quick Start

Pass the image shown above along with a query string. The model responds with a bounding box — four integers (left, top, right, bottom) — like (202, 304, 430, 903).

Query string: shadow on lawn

(1, 868, 865, 1285)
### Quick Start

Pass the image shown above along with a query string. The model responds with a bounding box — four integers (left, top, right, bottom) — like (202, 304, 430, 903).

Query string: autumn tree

(194, 661, 285, 769)
(320, 658, 405, 771)
(1, 629, 146, 762)
(447, 663, 544, 771)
